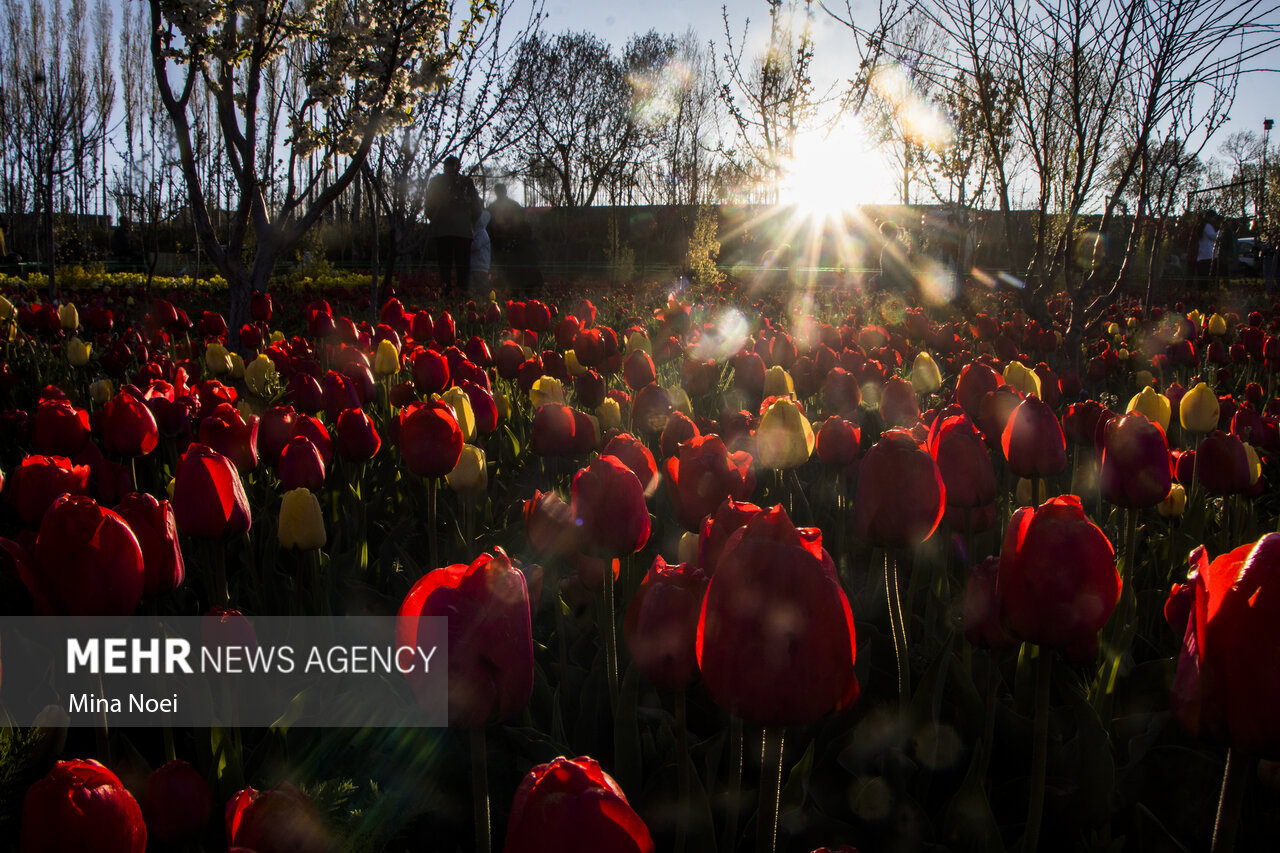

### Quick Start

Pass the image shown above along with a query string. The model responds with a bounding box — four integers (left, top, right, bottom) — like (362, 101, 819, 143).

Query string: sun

(779, 121, 897, 218)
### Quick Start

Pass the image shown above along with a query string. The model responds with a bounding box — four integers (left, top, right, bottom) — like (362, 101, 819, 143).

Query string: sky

(540, 0, 1280, 207)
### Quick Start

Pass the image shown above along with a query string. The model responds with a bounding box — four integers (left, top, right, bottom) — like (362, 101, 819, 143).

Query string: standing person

(1213, 216, 1238, 287)
(1193, 211, 1218, 287)
(470, 210, 491, 293)
(487, 183, 542, 293)
(424, 155, 482, 293)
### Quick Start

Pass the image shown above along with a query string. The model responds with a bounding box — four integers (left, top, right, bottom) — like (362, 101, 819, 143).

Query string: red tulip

(27, 495, 144, 616)
(279, 435, 326, 491)
(411, 348, 450, 395)
(602, 432, 660, 496)
(1002, 395, 1067, 478)
(815, 415, 861, 467)
(956, 361, 1003, 420)
(7, 454, 90, 527)
(114, 493, 185, 596)
(250, 290, 273, 322)
(101, 390, 159, 457)
(663, 434, 754, 532)
(852, 429, 945, 548)
(173, 443, 252, 538)
(258, 405, 299, 464)
(396, 400, 463, 477)
(1099, 413, 1172, 508)
(999, 495, 1119, 659)
(623, 349, 657, 391)
(225, 784, 329, 853)
(502, 756, 654, 853)
(32, 398, 90, 457)
(928, 410, 996, 508)
(1169, 536, 1280, 758)
(964, 556, 1016, 650)
(334, 408, 381, 461)
(198, 402, 259, 472)
(880, 375, 920, 426)
(21, 760, 145, 853)
(624, 556, 709, 689)
(397, 548, 533, 728)
(659, 411, 699, 460)
(523, 490, 582, 558)
(144, 760, 212, 844)
(572, 455, 650, 555)
(697, 497, 763, 576)
(631, 383, 673, 434)
(1196, 430, 1251, 495)
(290, 415, 332, 466)
(697, 505, 858, 725)
(530, 403, 577, 457)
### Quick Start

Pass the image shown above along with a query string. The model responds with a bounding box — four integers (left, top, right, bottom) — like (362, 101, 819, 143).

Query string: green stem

(601, 558, 620, 711)
(756, 728, 785, 853)
(1024, 649, 1053, 853)
(886, 550, 910, 709)
(427, 476, 439, 570)
(471, 728, 491, 853)
(1211, 747, 1249, 853)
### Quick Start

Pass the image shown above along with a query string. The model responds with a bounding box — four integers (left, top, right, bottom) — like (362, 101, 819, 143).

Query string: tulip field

(1, 272, 1279, 853)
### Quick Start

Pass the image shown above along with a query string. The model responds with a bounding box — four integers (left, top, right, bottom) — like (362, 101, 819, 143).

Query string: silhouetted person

(878, 221, 914, 299)
(424, 155, 482, 293)
(487, 183, 542, 293)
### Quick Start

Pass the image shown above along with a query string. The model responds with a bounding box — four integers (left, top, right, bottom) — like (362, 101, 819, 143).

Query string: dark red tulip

(101, 390, 160, 457)
(173, 444, 252, 538)
(21, 760, 145, 853)
(815, 415, 861, 467)
(225, 784, 329, 853)
(852, 429, 945, 548)
(32, 398, 90, 457)
(631, 383, 673, 435)
(433, 312, 456, 346)
(1061, 400, 1109, 447)
(523, 490, 582, 558)
(1002, 395, 1067, 478)
(659, 411, 699, 460)
(7, 454, 90, 527)
(664, 434, 754, 532)
(975, 386, 1023, 450)
(530, 403, 577, 457)
(733, 350, 766, 395)
(198, 403, 259, 471)
(396, 400, 462, 477)
(144, 760, 212, 844)
(289, 415, 332, 466)
(928, 411, 997, 508)
(114, 493, 184, 596)
(964, 556, 1016, 650)
(1196, 430, 1251, 495)
(999, 495, 1119, 660)
(524, 299, 552, 332)
(697, 506, 858, 725)
(321, 370, 361, 422)
(574, 327, 606, 367)
(502, 756, 654, 853)
(575, 368, 606, 409)
(1169, 536, 1280, 758)
(572, 455, 651, 556)
(623, 349, 657, 391)
(28, 495, 144, 616)
(602, 432, 660, 495)
(956, 361, 1003, 420)
(697, 497, 763, 576)
(624, 556, 708, 689)
(411, 348, 450, 396)
(335, 408, 381, 461)
(279, 435, 326, 491)
(397, 548, 533, 729)
(250, 290, 273, 323)
(880, 375, 920, 427)
(1099, 413, 1172, 508)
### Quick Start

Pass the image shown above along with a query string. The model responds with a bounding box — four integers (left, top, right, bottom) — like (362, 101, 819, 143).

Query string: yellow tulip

(1180, 382, 1219, 432)
(666, 385, 693, 416)
(755, 397, 815, 469)
(763, 365, 795, 398)
(66, 337, 91, 367)
(1207, 313, 1227, 336)
(244, 354, 277, 397)
(278, 488, 326, 550)
(1134, 370, 1154, 388)
(437, 386, 476, 441)
(446, 445, 488, 494)
(1126, 386, 1171, 432)
(374, 339, 400, 376)
(494, 391, 510, 423)
(90, 378, 113, 405)
(564, 349, 587, 376)
(626, 331, 652, 354)
(529, 375, 566, 408)
(1244, 442, 1262, 485)
(205, 342, 232, 377)
(911, 352, 942, 394)
(1157, 483, 1187, 517)
(1117, 348, 1130, 362)
(0, 295, 15, 340)
(58, 303, 78, 330)
(678, 531, 699, 566)
(228, 352, 246, 380)
(1187, 309, 1203, 330)
(1106, 322, 1121, 338)
(1126, 316, 1139, 331)
(1003, 361, 1041, 398)
(270, 330, 285, 343)
(597, 397, 622, 431)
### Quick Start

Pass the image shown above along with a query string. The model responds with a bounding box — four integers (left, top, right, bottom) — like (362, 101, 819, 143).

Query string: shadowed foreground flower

(502, 756, 654, 853)
(21, 759, 145, 853)
(225, 783, 328, 853)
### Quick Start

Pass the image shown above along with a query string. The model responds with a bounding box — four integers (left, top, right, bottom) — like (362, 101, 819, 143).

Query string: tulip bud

(244, 354, 277, 397)
(1157, 483, 1186, 517)
(204, 342, 231, 377)
(437, 386, 476, 442)
(270, 330, 285, 343)
(564, 349, 587, 376)
(1180, 382, 1220, 432)
(1127, 386, 1171, 432)
(503, 757, 653, 853)
(529, 375, 566, 408)
(1003, 361, 1040, 398)
(90, 378, 114, 405)
(666, 384, 693, 415)
(597, 397, 621, 430)
(446, 444, 487, 494)
(1208, 313, 1227, 336)
(911, 352, 942, 394)
(756, 397, 814, 469)
(678, 531, 699, 565)
(278, 488, 326, 550)
(21, 760, 146, 852)
(66, 336, 91, 366)
(228, 352, 246, 379)
(58, 302, 78, 330)
(762, 365, 794, 398)
(374, 339, 400, 376)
